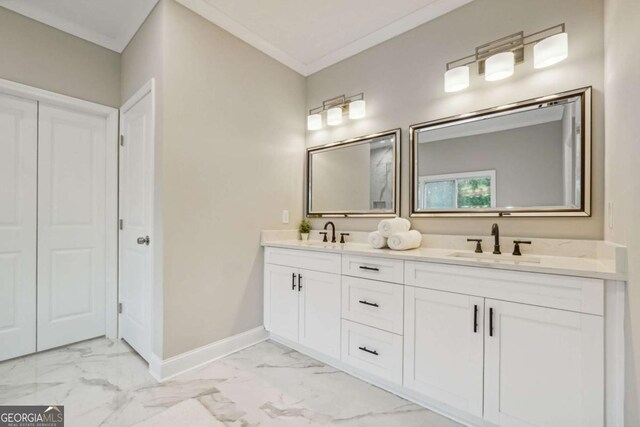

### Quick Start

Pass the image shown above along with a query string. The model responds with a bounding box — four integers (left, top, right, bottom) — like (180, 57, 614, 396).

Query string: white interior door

(0, 93, 37, 362)
(484, 299, 604, 427)
(119, 90, 154, 361)
(403, 287, 484, 417)
(37, 103, 109, 351)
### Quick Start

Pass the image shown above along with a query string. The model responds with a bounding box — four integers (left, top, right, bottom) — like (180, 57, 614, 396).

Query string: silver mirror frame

(306, 129, 401, 218)
(409, 87, 592, 218)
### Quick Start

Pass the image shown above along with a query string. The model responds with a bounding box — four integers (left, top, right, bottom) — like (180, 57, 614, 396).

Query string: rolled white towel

(378, 217, 411, 238)
(368, 231, 387, 249)
(388, 230, 422, 251)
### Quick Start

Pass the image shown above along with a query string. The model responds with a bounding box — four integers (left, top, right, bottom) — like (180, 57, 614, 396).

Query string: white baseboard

(150, 326, 269, 381)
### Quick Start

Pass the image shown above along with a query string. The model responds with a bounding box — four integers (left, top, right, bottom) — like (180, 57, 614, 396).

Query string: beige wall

(161, 0, 306, 357)
(306, 0, 605, 240)
(0, 6, 120, 107)
(604, 0, 640, 424)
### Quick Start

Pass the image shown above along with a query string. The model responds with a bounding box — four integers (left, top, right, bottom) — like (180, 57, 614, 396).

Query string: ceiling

(0, 0, 472, 74)
(177, 0, 473, 75)
(0, 0, 159, 52)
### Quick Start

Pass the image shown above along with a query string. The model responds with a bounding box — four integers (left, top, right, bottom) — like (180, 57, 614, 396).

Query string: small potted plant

(299, 220, 311, 241)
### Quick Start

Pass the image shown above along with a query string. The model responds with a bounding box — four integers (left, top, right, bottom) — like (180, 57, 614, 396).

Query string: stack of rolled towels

(368, 217, 422, 251)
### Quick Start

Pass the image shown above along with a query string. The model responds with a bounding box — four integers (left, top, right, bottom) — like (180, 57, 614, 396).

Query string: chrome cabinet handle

(137, 236, 150, 245)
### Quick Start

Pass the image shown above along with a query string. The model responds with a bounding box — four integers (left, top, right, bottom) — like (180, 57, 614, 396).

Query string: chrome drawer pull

(358, 346, 378, 356)
(359, 266, 380, 272)
(358, 300, 379, 308)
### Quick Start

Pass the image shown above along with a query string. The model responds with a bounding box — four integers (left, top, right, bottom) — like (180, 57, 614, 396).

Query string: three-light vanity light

(307, 93, 366, 131)
(444, 24, 569, 93)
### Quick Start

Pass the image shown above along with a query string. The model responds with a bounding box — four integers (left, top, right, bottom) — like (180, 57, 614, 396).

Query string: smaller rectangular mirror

(307, 129, 400, 217)
(410, 87, 591, 217)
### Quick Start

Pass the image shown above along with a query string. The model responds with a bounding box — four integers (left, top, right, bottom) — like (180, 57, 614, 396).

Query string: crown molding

(0, 0, 158, 52)
(176, 0, 473, 76)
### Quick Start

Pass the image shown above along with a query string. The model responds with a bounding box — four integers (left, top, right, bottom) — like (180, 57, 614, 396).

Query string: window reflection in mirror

(307, 129, 400, 217)
(411, 88, 590, 217)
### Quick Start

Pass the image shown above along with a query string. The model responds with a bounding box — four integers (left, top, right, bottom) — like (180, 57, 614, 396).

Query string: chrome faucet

(323, 221, 336, 243)
(491, 223, 501, 254)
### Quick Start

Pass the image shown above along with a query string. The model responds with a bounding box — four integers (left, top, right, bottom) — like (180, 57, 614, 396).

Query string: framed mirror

(307, 129, 401, 217)
(410, 87, 591, 217)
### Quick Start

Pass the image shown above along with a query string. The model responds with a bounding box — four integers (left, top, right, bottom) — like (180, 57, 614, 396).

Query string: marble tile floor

(0, 337, 462, 427)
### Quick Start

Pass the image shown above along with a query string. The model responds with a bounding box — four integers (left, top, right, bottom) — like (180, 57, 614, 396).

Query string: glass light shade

(348, 100, 366, 119)
(307, 113, 322, 130)
(485, 51, 515, 81)
(444, 66, 470, 92)
(327, 107, 343, 126)
(534, 33, 568, 69)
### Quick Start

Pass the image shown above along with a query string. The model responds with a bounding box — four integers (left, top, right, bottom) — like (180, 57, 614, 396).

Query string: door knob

(137, 236, 150, 245)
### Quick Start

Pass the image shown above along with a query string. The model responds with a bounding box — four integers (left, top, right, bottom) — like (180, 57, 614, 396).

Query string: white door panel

(484, 300, 604, 427)
(299, 269, 341, 359)
(0, 93, 37, 361)
(119, 91, 154, 361)
(265, 264, 299, 342)
(404, 287, 484, 417)
(37, 104, 108, 351)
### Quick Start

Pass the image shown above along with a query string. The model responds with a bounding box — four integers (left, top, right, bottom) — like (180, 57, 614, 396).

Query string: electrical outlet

(608, 202, 614, 229)
(282, 210, 289, 224)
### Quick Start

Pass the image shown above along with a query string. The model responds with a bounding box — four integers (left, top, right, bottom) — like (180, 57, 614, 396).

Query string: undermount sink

(448, 251, 541, 264)
(301, 240, 342, 248)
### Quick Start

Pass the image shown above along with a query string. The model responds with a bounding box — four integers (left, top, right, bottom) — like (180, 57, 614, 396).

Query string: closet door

(37, 104, 108, 350)
(0, 93, 37, 362)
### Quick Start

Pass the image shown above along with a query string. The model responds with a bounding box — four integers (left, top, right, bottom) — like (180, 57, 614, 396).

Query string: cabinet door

(264, 264, 298, 342)
(404, 287, 484, 417)
(299, 269, 341, 359)
(0, 93, 37, 362)
(484, 300, 604, 427)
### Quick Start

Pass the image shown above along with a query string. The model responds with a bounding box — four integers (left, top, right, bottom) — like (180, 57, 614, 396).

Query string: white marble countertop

(261, 233, 627, 281)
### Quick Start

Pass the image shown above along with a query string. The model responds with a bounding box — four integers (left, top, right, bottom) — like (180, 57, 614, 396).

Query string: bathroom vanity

(262, 233, 626, 427)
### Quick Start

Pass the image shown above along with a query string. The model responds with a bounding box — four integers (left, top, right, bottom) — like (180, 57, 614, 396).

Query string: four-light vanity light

(444, 24, 569, 93)
(307, 93, 366, 131)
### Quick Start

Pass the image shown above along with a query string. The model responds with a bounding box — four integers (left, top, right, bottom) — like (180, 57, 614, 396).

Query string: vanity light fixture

(349, 99, 366, 119)
(306, 93, 365, 130)
(307, 113, 322, 131)
(534, 32, 569, 68)
(443, 24, 568, 92)
(485, 52, 515, 81)
(327, 107, 343, 126)
(444, 66, 470, 92)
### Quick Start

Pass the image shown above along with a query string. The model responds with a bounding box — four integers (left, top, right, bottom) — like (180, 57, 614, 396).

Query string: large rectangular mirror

(307, 129, 400, 217)
(410, 87, 591, 217)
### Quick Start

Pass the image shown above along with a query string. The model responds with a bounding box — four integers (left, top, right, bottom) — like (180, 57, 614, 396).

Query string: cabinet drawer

(342, 254, 404, 283)
(405, 261, 604, 315)
(265, 247, 341, 274)
(342, 276, 404, 334)
(341, 320, 403, 384)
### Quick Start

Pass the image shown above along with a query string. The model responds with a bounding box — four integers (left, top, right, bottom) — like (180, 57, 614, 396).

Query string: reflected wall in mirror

(411, 87, 591, 217)
(307, 129, 400, 217)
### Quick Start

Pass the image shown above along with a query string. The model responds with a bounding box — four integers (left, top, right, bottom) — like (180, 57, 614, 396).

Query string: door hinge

(120, 135, 124, 146)
(119, 219, 124, 230)
(118, 302, 123, 314)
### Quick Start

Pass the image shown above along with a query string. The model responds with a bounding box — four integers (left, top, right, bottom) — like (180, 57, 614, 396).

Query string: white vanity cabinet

(404, 261, 605, 427)
(263, 245, 619, 427)
(264, 248, 342, 359)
